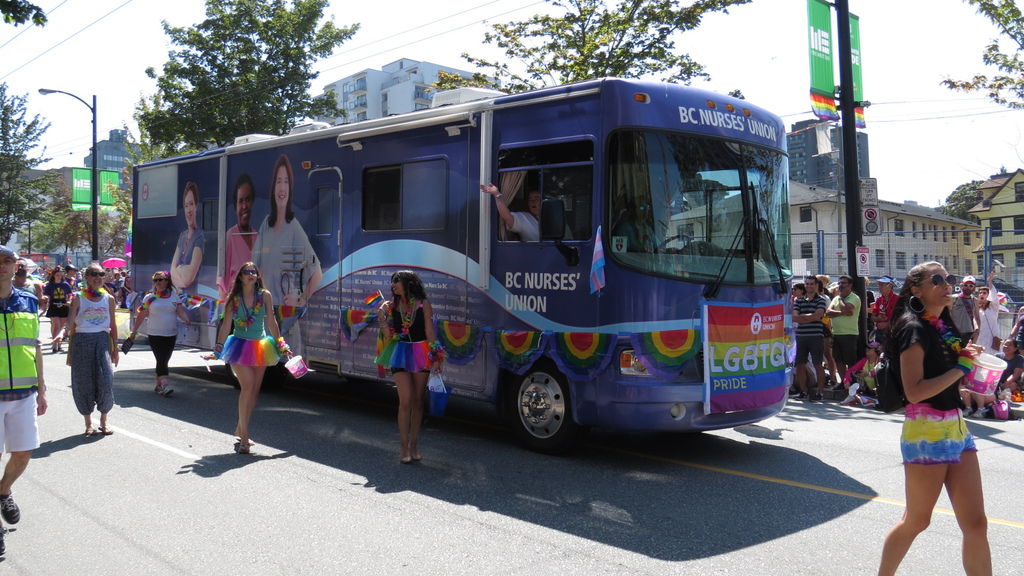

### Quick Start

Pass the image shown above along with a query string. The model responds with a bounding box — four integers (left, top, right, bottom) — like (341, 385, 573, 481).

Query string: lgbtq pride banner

(702, 301, 789, 414)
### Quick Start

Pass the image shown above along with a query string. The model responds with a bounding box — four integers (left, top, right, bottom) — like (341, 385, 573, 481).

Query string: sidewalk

(823, 387, 1024, 419)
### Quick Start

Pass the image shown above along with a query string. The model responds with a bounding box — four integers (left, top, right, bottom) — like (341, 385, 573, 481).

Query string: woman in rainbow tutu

(878, 261, 990, 575)
(375, 270, 444, 463)
(215, 262, 291, 454)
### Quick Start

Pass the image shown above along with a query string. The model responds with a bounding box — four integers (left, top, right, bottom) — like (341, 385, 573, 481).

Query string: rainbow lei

(136, 289, 172, 312)
(399, 298, 417, 337)
(81, 286, 107, 300)
(233, 292, 263, 328)
(921, 311, 961, 354)
(922, 311, 973, 373)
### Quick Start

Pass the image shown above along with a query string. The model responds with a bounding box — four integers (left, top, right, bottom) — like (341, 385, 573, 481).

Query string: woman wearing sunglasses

(214, 262, 290, 454)
(67, 264, 119, 436)
(878, 262, 990, 575)
(128, 271, 191, 397)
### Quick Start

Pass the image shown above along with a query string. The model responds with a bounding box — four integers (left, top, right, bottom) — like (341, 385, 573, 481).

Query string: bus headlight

(619, 349, 651, 376)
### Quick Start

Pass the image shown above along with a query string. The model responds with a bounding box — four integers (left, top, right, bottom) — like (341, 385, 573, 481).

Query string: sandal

(233, 441, 251, 455)
(84, 427, 97, 437)
(97, 426, 113, 435)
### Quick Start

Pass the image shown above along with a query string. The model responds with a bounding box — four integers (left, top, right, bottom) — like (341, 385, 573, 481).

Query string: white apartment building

(320, 58, 484, 124)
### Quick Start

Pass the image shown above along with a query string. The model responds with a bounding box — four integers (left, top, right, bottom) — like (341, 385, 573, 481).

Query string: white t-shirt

(75, 294, 112, 334)
(144, 293, 182, 337)
(511, 211, 539, 242)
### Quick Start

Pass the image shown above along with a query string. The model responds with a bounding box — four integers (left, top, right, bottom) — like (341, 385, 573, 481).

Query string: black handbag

(120, 337, 134, 354)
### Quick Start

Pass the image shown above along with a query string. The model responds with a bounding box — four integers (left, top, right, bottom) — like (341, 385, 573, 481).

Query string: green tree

(1, 0, 45, 26)
(0, 83, 52, 245)
(460, 0, 749, 94)
(140, 0, 357, 151)
(943, 0, 1024, 108)
(938, 180, 983, 223)
(32, 178, 92, 256)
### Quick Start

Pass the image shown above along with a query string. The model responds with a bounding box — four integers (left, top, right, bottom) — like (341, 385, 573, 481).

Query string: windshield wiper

(757, 213, 789, 295)
(702, 217, 746, 300)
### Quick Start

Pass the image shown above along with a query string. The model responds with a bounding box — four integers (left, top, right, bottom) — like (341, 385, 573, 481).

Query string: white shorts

(0, 394, 39, 453)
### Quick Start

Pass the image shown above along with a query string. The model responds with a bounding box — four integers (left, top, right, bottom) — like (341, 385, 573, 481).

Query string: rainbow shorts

(900, 403, 977, 465)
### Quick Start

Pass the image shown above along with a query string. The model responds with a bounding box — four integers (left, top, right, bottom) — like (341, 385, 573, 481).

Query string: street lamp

(38, 88, 98, 262)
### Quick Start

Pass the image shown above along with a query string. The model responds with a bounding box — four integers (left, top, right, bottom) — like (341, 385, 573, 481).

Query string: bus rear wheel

(508, 362, 582, 454)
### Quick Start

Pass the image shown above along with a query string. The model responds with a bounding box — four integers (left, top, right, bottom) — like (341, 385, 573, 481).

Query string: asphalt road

(3, 333, 1023, 575)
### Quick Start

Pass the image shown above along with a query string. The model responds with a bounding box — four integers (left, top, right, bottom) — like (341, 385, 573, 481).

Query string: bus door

(489, 139, 597, 331)
(301, 166, 344, 370)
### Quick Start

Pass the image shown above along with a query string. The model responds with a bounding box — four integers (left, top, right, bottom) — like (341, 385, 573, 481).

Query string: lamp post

(38, 88, 98, 262)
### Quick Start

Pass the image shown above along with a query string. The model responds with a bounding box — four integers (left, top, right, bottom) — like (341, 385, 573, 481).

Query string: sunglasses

(86, 271, 105, 278)
(240, 269, 259, 276)
(153, 278, 168, 282)
(929, 273, 956, 286)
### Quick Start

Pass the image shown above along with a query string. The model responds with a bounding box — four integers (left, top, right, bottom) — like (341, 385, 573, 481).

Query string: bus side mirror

(540, 199, 565, 241)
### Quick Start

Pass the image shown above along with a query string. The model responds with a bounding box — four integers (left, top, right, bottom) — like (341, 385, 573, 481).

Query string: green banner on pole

(71, 168, 120, 211)
(807, 0, 838, 120)
(850, 13, 866, 127)
(807, 0, 834, 97)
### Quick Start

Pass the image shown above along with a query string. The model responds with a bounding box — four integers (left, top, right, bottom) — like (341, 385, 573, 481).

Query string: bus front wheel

(508, 362, 583, 454)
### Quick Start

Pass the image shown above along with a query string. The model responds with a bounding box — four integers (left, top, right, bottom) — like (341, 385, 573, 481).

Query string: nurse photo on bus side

(252, 154, 322, 351)
(170, 181, 205, 295)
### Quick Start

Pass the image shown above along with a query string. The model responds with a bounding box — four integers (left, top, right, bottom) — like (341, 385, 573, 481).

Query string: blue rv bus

(131, 78, 793, 452)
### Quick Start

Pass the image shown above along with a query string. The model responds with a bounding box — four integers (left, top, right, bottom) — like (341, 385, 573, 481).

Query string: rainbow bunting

(548, 332, 616, 380)
(436, 321, 483, 365)
(275, 305, 307, 322)
(629, 329, 701, 377)
(364, 290, 384, 307)
(810, 92, 839, 121)
(492, 330, 547, 375)
(341, 308, 377, 342)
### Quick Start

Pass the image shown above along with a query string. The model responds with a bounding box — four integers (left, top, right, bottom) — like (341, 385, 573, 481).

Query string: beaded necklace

(234, 290, 263, 328)
(922, 311, 962, 354)
(398, 297, 417, 337)
(81, 285, 107, 300)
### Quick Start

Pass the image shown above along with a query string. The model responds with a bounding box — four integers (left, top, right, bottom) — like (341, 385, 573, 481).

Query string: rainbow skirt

(375, 338, 431, 372)
(221, 335, 280, 366)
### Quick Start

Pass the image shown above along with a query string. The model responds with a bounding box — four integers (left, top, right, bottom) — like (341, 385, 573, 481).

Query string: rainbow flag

(702, 302, 788, 414)
(364, 290, 384, 308)
(436, 321, 483, 365)
(629, 329, 701, 378)
(493, 330, 547, 375)
(854, 106, 866, 129)
(184, 294, 206, 310)
(548, 332, 616, 380)
(810, 92, 839, 121)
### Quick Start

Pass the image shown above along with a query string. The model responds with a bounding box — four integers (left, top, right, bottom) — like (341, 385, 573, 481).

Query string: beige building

(789, 180, 980, 279)
(968, 169, 1024, 285)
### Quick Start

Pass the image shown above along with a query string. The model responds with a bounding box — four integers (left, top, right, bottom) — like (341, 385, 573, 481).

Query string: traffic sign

(863, 207, 880, 235)
(860, 177, 878, 206)
(856, 246, 870, 276)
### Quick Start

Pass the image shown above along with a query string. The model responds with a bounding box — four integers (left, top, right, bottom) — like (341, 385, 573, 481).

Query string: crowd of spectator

(790, 269, 1024, 416)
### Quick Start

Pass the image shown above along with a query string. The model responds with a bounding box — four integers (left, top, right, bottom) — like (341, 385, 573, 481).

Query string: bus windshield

(608, 129, 791, 285)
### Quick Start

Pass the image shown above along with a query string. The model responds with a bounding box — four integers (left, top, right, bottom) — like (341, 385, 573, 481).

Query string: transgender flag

(589, 225, 606, 294)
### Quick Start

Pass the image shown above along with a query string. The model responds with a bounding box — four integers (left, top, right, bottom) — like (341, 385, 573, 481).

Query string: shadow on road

(111, 361, 876, 562)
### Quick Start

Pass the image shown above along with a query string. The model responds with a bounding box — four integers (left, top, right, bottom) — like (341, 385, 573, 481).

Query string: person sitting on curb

(840, 341, 883, 407)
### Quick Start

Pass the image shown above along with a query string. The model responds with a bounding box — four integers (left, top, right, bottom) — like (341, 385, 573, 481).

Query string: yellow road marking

(599, 446, 1024, 530)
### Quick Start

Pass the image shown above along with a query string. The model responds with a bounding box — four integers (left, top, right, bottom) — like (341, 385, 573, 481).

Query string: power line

(0, 0, 70, 51)
(0, 0, 137, 82)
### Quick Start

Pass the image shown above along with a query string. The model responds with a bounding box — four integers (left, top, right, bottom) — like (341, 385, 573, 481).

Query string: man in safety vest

(0, 245, 47, 555)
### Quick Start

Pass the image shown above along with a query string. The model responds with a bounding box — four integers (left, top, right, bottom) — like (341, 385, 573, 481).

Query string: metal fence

(792, 229, 1024, 335)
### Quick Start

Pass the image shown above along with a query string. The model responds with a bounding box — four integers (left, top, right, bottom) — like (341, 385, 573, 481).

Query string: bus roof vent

(233, 134, 276, 145)
(430, 87, 505, 108)
(289, 121, 332, 135)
